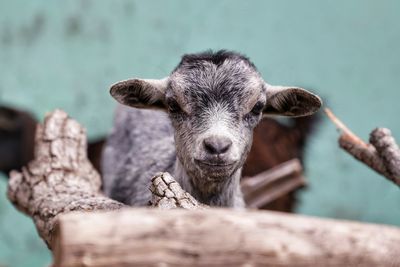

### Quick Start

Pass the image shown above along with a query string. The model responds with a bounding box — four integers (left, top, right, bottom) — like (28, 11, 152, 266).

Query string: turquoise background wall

(1, 0, 399, 266)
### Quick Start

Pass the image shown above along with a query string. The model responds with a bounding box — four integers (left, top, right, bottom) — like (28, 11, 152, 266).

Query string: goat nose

(203, 136, 232, 155)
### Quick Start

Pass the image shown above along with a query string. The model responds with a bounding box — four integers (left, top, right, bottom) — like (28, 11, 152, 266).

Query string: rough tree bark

(6, 110, 209, 245)
(7, 110, 125, 247)
(53, 208, 400, 267)
(325, 108, 400, 186)
(7, 109, 400, 267)
(149, 172, 205, 209)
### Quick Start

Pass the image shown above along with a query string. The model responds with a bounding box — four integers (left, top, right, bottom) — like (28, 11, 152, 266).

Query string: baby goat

(102, 50, 322, 208)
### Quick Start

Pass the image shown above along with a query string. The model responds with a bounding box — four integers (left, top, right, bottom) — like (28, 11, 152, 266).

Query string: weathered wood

(150, 172, 206, 210)
(339, 134, 389, 177)
(53, 208, 400, 267)
(241, 159, 306, 209)
(325, 108, 400, 186)
(370, 128, 400, 184)
(7, 110, 125, 247)
(8, 109, 400, 267)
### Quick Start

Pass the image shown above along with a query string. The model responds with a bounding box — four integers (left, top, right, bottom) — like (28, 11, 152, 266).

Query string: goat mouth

(195, 159, 236, 168)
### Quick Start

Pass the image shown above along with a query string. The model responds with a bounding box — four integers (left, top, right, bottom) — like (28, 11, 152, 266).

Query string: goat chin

(194, 164, 239, 181)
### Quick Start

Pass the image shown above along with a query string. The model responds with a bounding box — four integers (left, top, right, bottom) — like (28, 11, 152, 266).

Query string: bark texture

(326, 108, 400, 186)
(370, 128, 400, 184)
(7, 109, 400, 267)
(53, 208, 400, 267)
(339, 134, 390, 177)
(150, 172, 206, 209)
(7, 110, 124, 247)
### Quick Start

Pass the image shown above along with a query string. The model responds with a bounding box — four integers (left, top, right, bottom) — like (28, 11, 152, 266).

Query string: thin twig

(324, 108, 368, 148)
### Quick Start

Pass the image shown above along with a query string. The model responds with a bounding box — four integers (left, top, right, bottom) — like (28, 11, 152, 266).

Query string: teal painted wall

(1, 1, 399, 266)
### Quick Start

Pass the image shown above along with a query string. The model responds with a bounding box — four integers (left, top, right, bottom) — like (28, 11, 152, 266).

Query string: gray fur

(102, 50, 322, 208)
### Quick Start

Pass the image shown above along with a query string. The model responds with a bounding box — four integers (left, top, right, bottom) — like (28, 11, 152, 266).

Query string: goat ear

(110, 77, 169, 109)
(264, 85, 322, 117)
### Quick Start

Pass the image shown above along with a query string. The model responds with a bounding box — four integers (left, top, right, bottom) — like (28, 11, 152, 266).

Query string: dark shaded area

(243, 114, 320, 211)
(0, 106, 36, 174)
(87, 138, 105, 175)
(176, 49, 256, 69)
(0, 106, 320, 212)
(244, 116, 320, 174)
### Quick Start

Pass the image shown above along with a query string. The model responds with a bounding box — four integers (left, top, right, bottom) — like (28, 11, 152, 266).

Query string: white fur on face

(192, 103, 241, 162)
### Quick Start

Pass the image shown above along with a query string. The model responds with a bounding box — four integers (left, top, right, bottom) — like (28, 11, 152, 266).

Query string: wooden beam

(53, 208, 400, 267)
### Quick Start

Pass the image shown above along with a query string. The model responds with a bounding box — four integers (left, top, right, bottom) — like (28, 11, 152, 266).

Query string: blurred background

(1, 0, 400, 266)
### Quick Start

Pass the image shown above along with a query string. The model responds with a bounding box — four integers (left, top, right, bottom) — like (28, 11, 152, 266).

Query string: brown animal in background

(244, 117, 318, 174)
(243, 115, 320, 211)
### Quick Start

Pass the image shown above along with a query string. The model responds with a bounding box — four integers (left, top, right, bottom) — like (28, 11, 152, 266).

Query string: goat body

(102, 50, 322, 208)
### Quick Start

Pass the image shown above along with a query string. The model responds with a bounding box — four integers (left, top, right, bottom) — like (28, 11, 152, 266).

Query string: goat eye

(166, 99, 182, 113)
(250, 101, 264, 115)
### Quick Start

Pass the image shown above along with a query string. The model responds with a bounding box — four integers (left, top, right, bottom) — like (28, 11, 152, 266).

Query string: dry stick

(370, 128, 400, 185)
(241, 158, 306, 209)
(325, 108, 400, 186)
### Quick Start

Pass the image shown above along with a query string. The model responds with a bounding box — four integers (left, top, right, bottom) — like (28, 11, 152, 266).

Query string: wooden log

(241, 159, 306, 209)
(53, 208, 400, 267)
(9, 109, 400, 267)
(7, 110, 125, 247)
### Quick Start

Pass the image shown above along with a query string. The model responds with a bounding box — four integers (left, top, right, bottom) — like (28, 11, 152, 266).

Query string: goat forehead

(170, 59, 264, 104)
(190, 104, 239, 132)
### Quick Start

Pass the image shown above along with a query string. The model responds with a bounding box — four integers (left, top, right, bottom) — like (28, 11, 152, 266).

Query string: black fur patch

(174, 50, 257, 71)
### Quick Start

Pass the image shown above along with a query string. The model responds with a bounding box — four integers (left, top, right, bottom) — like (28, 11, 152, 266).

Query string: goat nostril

(203, 136, 232, 155)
